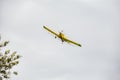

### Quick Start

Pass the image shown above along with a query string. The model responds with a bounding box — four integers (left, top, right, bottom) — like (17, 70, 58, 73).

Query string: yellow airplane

(43, 26, 82, 47)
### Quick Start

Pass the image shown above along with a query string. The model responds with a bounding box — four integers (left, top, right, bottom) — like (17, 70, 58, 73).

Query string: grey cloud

(0, 0, 120, 80)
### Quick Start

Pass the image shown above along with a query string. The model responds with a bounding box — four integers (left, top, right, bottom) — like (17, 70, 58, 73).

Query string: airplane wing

(63, 37, 82, 47)
(43, 26, 59, 37)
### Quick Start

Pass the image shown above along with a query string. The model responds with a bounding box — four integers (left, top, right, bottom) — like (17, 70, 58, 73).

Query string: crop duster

(43, 26, 82, 47)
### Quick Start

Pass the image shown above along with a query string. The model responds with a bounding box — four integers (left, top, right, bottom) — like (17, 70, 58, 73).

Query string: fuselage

(59, 32, 65, 42)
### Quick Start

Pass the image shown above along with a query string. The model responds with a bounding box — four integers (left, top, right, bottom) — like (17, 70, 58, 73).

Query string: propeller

(58, 30, 63, 34)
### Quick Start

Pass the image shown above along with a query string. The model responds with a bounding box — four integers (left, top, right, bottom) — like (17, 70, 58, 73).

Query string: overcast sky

(0, 0, 120, 80)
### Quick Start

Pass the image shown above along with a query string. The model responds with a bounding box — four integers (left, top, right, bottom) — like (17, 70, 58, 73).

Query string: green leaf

(5, 50, 10, 54)
(11, 51, 17, 58)
(1, 70, 6, 74)
(4, 41, 9, 46)
(13, 71, 18, 75)
(7, 58, 11, 63)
